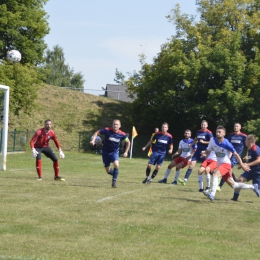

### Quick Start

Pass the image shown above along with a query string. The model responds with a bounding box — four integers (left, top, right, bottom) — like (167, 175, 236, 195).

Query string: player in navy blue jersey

(178, 120, 213, 186)
(90, 119, 130, 188)
(230, 134, 260, 201)
(217, 123, 247, 191)
(142, 122, 173, 184)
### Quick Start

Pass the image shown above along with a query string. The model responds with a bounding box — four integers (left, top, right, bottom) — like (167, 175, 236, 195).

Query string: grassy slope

(8, 84, 132, 151)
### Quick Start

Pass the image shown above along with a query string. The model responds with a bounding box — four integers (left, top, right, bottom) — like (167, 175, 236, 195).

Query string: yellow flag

(132, 126, 138, 139)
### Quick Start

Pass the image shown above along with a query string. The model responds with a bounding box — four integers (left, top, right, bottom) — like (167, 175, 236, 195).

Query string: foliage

(42, 45, 85, 90)
(0, 61, 41, 116)
(126, 0, 260, 137)
(114, 68, 125, 85)
(0, 0, 50, 65)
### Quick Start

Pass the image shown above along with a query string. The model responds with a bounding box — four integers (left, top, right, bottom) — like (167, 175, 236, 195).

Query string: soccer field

(0, 152, 260, 260)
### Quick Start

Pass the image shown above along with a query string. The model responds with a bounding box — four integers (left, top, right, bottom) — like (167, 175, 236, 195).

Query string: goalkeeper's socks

(53, 161, 59, 177)
(36, 159, 42, 178)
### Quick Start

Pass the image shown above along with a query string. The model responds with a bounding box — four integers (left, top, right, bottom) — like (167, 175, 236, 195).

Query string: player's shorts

(217, 163, 232, 181)
(230, 155, 239, 168)
(35, 147, 57, 161)
(240, 171, 260, 185)
(173, 156, 190, 169)
(200, 159, 218, 172)
(191, 149, 205, 162)
(102, 150, 119, 167)
(148, 152, 165, 166)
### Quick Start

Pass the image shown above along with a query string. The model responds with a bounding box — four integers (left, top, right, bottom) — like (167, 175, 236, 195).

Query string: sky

(44, 0, 198, 96)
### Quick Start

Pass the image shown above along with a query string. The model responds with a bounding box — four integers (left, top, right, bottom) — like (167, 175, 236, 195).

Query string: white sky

(44, 0, 198, 95)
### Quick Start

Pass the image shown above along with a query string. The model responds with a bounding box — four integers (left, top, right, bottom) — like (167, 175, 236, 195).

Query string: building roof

(105, 84, 136, 102)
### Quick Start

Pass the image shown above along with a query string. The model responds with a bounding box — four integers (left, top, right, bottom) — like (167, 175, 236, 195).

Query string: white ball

(7, 50, 22, 62)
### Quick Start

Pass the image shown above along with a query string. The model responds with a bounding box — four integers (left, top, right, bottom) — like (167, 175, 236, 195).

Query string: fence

(78, 131, 180, 160)
(0, 129, 35, 152)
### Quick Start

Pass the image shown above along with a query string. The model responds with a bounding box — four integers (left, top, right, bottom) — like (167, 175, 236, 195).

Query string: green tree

(43, 45, 85, 90)
(114, 68, 125, 85)
(0, 0, 50, 64)
(126, 0, 260, 137)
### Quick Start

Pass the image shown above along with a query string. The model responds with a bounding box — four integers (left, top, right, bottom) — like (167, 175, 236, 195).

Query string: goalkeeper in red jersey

(30, 119, 65, 181)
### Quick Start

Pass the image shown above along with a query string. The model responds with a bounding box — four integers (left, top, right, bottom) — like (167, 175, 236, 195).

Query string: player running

(158, 129, 196, 184)
(201, 126, 259, 201)
(142, 122, 173, 184)
(30, 119, 65, 181)
(90, 119, 130, 188)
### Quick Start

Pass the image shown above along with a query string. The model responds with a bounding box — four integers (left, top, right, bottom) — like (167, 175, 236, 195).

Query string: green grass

(0, 152, 260, 260)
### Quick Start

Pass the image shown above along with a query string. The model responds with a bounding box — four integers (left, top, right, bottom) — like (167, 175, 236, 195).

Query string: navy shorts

(241, 171, 260, 185)
(102, 150, 119, 167)
(191, 150, 206, 163)
(148, 152, 165, 166)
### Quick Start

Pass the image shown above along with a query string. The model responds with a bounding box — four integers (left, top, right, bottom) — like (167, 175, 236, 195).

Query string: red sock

(36, 159, 42, 178)
(53, 161, 59, 177)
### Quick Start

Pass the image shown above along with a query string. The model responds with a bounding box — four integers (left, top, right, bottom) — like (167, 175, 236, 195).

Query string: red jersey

(30, 128, 60, 149)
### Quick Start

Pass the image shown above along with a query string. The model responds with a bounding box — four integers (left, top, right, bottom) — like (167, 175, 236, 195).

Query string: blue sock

(108, 168, 113, 176)
(233, 191, 240, 201)
(113, 168, 119, 180)
(184, 168, 192, 179)
(219, 178, 225, 188)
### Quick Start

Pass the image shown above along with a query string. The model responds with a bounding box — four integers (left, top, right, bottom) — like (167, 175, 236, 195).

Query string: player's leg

(178, 157, 197, 185)
(143, 153, 156, 183)
(229, 175, 247, 202)
(35, 148, 42, 180)
(102, 151, 113, 175)
(202, 169, 221, 201)
(111, 159, 119, 188)
(158, 159, 178, 183)
(205, 161, 217, 191)
(147, 155, 164, 184)
(198, 165, 205, 192)
(172, 164, 183, 184)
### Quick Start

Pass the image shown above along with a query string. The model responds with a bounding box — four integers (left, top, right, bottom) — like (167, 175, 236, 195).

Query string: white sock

(184, 178, 187, 183)
(211, 176, 218, 197)
(198, 175, 203, 189)
(174, 170, 180, 182)
(164, 168, 172, 179)
(206, 174, 211, 187)
(233, 182, 254, 189)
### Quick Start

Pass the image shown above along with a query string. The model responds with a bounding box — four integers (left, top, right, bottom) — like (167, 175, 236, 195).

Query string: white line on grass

(96, 185, 171, 202)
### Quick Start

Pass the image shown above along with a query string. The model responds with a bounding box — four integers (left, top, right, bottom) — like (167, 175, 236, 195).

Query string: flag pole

(130, 126, 138, 159)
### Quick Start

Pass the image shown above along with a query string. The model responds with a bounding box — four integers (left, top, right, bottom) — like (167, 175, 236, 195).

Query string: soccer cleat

(198, 189, 204, 192)
(146, 177, 152, 185)
(158, 178, 167, 183)
(205, 186, 211, 192)
(206, 193, 215, 201)
(172, 181, 177, 185)
(54, 176, 65, 181)
(178, 178, 186, 186)
(216, 186, 221, 192)
(112, 179, 117, 188)
(37, 177, 42, 181)
(253, 183, 260, 197)
(142, 177, 148, 184)
(228, 198, 238, 202)
(202, 190, 209, 197)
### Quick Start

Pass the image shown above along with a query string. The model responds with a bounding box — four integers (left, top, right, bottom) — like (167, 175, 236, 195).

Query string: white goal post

(0, 85, 9, 171)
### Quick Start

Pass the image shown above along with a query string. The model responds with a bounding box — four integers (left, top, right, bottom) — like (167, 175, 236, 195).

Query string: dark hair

(45, 119, 52, 124)
(217, 125, 226, 131)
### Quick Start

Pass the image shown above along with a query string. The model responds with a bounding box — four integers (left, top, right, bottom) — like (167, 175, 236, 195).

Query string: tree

(126, 0, 260, 137)
(114, 68, 125, 85)
(43, 45, 85, 90)
(0, 0, 50, 65)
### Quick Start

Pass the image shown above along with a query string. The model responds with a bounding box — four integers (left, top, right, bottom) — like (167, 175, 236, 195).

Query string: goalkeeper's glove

(59, 149, 65, 158)
(31, 148, 38, 158)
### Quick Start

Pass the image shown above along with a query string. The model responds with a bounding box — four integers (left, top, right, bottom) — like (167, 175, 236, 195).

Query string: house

(104, 84, 136, 103)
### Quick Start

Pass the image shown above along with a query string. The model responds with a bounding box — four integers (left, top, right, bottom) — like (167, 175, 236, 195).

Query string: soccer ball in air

(7, 50, 22, 62)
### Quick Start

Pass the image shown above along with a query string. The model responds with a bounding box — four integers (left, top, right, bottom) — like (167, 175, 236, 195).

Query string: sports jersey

(207, 151, 217, 161)
(196, 129, 213, 150)
(247, 144, 260, 173)
(30, 128, 60, 149)
(151, 131, 173, 155)
(178, 138, 197, 160)
(207, 138, 235, 165)
(100, 127, 128, 153)
(228, 132, 247, 156)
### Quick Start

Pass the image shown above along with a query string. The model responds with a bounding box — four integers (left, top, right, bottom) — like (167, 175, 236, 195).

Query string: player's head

(216, 125, 226, 139)
(201, 120, 208, 130)
(234, 123, 241, 132)
(184, 129, 191, 139)
(44, 119, 52, 130)
(155, 128, 159, 133)
(246, 134, 256, 146)
(161, 122, 169, 133)
(112, 119, 121, 132)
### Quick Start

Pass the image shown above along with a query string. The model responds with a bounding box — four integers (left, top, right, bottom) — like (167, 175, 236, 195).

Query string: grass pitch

(0, 152, 260, 260)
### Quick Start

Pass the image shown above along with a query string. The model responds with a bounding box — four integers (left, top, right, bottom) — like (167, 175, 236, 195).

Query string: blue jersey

(196, 129, 213, 150)
(247, 144, 260, 173)
(228, 132, 247, 156)
(152, 131, 173, 155)
(100, 127, 128, 153)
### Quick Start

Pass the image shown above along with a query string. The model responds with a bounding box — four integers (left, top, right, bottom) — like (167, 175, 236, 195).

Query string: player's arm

(123, 138, 131, 157)
(142, 140, 152, 151)
(244, 156, 260, 167)
(201, 150, 210, 157)
(190, 137, 198, 146)
(234, 151, 250, 172)
(90, 130, 100, 146)
(168, 144, 173, 154)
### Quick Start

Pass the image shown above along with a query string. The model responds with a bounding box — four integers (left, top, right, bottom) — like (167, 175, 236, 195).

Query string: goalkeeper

(30, 119, 65, 181)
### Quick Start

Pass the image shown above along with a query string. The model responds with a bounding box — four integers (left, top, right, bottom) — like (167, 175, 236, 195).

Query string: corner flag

(130, 126, 138, 159)
(132, 126, 138, 139)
